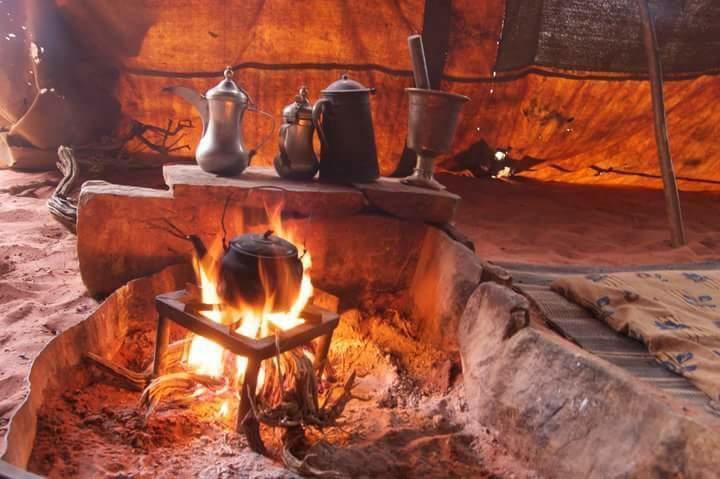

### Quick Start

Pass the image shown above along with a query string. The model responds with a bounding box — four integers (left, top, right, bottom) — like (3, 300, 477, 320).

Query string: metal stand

(237, 357, 261, 429)
(151, 290, 339, 439)
(152, 316, 170, 377)
(313, 329, 336, 378)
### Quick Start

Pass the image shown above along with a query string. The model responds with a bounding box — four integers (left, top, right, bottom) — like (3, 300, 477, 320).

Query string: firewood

(281, 428, 343, 478)
(241, 413, 267, 455)
(84, 352, 149, 391)
(47, 119, 193, 233)
(139, 372, 226, 419)
(254, 348, 357, 431)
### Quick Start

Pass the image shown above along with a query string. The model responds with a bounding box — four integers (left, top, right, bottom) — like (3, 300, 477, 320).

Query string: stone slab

(2, 143, 57, 171)
(163, 165, 460, 224)
(77, 182, 183, 296)
(459, 282, 720, 478)
(164, 165, 367, 218)
(354, 177, 460, 224)
(77, 178, 429, 297)
(0, 133, 10, 169)
(78, 165, 467, 297)
(409, 227, 483, 351)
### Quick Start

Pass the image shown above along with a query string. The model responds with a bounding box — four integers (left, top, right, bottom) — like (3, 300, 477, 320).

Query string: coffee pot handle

(277, 123, 291, 166)
(312, 98, 331, 154)
(246, 106, 276, 162)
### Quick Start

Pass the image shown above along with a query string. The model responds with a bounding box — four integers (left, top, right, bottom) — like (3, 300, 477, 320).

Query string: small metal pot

(402, 88, 469, 190)
(312, 75, 379, 183)
(274, 87, 319, 180)
(218, 230, 303, 312)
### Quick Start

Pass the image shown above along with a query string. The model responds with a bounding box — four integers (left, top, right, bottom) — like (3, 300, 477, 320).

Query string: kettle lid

(206, 66, 250, 103)
(282, 87, 313, 121)
(321, 74, 374, 94)
(229, 230, 299, 258)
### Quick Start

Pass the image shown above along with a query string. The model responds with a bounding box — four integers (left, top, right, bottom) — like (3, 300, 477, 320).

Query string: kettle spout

(163, 86, 210, 135)
(187, 234, 208, 259)
(151, 219, 209, 260)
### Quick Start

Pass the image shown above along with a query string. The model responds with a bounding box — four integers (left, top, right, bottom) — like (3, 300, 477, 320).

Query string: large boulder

(459, 282, 720, 478)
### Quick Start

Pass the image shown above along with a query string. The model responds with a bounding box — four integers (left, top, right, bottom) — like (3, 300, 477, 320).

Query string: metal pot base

(401, 172, 447, 191)
(401, 154, 447, 190)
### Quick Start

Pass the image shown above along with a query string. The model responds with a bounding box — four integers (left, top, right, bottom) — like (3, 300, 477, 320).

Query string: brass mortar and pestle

(402, 35, 470, 191)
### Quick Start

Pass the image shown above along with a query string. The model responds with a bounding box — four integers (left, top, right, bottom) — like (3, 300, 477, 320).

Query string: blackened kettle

(218, 230, 303, 312)
(312, 75, 379, 183)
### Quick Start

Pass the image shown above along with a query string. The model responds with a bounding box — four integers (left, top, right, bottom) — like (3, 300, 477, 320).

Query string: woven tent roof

(1, 0, 719, 190)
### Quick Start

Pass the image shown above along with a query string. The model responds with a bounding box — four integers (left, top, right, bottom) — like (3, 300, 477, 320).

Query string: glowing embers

(151, 289, 339, 443)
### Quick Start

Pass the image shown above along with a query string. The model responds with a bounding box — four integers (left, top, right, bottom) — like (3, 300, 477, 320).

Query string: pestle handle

(407, 34, 431, 90)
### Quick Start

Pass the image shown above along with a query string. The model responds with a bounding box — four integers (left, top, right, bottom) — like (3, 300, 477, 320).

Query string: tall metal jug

(312, 75, 379, 183)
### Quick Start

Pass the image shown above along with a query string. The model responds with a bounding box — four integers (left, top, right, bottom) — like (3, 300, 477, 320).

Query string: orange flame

(185, 198, 313, 417)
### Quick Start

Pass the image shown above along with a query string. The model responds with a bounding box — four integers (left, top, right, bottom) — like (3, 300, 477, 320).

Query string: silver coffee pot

(273, 87, 320, 180)
(164, 67, 274, 176)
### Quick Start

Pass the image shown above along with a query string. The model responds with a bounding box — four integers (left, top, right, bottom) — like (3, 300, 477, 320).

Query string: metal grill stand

(152, 289, 339, 433)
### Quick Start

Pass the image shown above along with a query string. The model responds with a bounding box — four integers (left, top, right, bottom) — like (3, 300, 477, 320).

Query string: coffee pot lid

(229, 230, 298, 259)
(206, 66, 250, 103)
(282, 87, 313, 121)
(321, 74, 374, 94)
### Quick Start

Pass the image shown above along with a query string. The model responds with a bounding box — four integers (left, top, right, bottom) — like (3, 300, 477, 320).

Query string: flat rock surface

(164, 165, 459, 223)
(354, 177, 460, 224)
(164, 165, 367, 217)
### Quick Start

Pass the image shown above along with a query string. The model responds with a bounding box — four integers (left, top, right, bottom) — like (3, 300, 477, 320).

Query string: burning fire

(185, 202, 314, 416)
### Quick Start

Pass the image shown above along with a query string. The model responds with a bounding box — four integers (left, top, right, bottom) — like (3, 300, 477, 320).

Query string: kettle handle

(277, 123, 291, 166)
(245, 106, 276, 162)
(311, 98, 331, 155)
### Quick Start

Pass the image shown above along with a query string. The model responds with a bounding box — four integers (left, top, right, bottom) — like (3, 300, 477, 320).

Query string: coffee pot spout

(163, 86, 210, 135)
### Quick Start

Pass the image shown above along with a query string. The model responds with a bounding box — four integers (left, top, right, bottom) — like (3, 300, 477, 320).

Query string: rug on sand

(551, 271, 720, 400)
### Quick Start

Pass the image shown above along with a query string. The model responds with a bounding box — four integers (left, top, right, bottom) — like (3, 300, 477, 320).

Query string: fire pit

(13, 254, 502, 478)
(1, 167, 505, 477)
(153, 288, 338, 441)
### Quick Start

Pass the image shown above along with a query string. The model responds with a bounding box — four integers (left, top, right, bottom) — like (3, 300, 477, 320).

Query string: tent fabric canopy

(1, 0, 719, 190)
(498, 0, 720, 75)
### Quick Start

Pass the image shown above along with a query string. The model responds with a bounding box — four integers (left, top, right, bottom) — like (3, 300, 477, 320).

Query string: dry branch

(46, 119, 193, 233)
(139, 372, 227, 419)
(281, 429, 343, 478)
(249, 344, 358, 454)
(84, 352, 149, 391)
(241, 413, 267, 456)
(47, 146, 80, 232)
(136, 321, 354, 474)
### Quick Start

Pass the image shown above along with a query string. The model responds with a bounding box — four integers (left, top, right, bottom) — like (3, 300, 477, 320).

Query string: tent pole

(636, 0, 687, 247)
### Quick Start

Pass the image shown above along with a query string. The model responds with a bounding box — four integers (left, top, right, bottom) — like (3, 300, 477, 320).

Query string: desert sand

(1, 167, 719, 475)
(441, 173, 720, 266)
